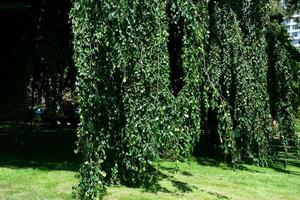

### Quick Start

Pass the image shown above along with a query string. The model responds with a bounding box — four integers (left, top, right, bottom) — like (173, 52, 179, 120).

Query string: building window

(292, 40, 299, 45)
(285, 19, 291, 24)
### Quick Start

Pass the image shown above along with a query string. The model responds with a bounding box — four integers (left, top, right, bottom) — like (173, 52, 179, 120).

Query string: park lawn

(0, 120, 299, 200)
(0, 166, 76, 200)
(0, 158, 299, 200)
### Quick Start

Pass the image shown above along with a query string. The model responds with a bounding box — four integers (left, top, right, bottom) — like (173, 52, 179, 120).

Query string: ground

(0, 122, 299, 200)
(0, 157, 299, 200)
(0, 168, 76, 200)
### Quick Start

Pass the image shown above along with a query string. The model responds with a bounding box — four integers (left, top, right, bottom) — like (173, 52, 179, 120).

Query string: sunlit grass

(0, 118, 299, 200)
(0, 157, 299, 200)
(0, 167, 77, 200)
(104, 158, 300, 200)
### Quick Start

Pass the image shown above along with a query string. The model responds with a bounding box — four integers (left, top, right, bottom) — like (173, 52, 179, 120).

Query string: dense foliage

(70, 0, 300, 199)
(284, 0, 300, 14)
(71, 0, 206, 198)
(267, 0, 300, 161)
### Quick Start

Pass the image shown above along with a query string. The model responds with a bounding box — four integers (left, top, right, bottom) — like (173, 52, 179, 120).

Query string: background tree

(284, 0, 300, 14)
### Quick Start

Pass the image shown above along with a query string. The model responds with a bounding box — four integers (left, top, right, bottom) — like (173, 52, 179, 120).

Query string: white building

(283, 13, 300, 48)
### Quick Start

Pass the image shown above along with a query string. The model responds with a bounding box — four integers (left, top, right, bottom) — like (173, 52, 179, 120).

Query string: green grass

(0, 158, 299, 200)
(0, 121, 299, 200)
(0, 123, 80, 199)
(0, 167, 76, 200)
(104, 158, 300, 200)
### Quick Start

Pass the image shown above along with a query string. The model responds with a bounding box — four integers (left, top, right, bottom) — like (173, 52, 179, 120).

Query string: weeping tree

(71, 0, 299, 199)
(71, 0, 206, 198)
(267, 0, 300, 163)
(71, 1, 161, 198)
(202, 0, 299, 166)
(277, 0, 300, 112)
(203, 0, 276, 166)
(235, 0, 276, 166)
(157, 0, 206, 159)
(203, 1, 244, 163)
(284, 0, 300, 14)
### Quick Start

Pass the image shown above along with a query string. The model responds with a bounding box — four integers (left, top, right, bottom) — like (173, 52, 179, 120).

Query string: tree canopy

(71, 0, 300, 199)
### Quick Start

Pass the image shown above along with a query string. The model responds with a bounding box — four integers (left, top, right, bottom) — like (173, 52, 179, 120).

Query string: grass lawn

(0, 167, 76, 200)
(0, 157, 299, 200)
(0, 124, 80, 200)
(0, 122, 299, 200)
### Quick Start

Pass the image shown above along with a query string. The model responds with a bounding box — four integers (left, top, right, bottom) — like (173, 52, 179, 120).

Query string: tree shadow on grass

(195, 156, 222, 167)
(194, 156, 262, 173)
(143, 156, 266, 195)
(170, 179, 195, 193)
(143, 170, 173, 194)
(158, 166, 193, 177)
(0, 154, 80, 172)
(287, 159, 300, 168)
(0, 129, 81, 172)
(200, 189, 229, 199)
(143, 165, 196, 194)
(270, 159, 300, 176)
(143, 159, 233, 199)
(270, 166, 300, 176)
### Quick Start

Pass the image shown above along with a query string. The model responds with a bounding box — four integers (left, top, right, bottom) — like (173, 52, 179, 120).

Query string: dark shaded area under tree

(0, 0, 76, 124)
(0, 0, 78, 169)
